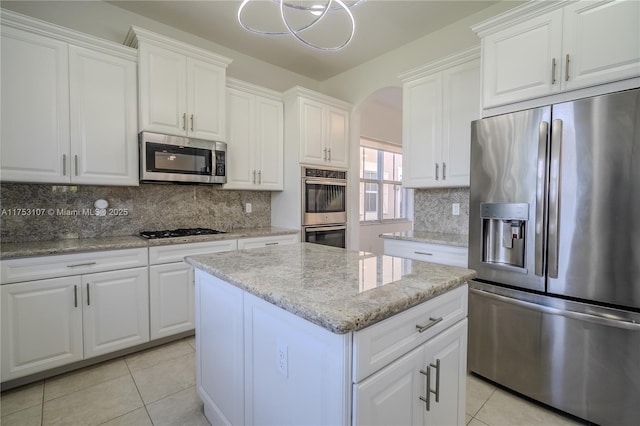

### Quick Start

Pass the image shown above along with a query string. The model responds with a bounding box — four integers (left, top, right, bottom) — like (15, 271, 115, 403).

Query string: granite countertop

(186, 243, 476, 334)
(0, 227, 299, 259)
(380, 231, 469, 247)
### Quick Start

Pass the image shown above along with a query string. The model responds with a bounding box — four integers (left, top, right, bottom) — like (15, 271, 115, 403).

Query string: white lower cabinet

(195, 269, 468, 425)
(383, 239, 468, 268)
(149, 239, 237, 340)
(353, 319, 467, 426)
(236, 234, 299, 250)
(82, 267, 149, 358)
(1, 277, 84, 382)
(0, 248, 148, 382)
(0, 266, 148, 381)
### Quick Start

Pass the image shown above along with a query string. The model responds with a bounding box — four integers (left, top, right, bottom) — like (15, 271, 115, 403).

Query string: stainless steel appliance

(302, 167, 347, 248)
(303, 225, 346, 248)
(139, 132, 227, 184)
(468, 88, 640, 426)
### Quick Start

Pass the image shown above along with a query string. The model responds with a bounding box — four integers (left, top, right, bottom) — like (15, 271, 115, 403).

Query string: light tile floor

(1, 336, 585, 426)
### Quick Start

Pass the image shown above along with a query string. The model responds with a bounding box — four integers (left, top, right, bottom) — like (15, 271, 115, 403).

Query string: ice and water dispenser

(481, 203, 529, 269)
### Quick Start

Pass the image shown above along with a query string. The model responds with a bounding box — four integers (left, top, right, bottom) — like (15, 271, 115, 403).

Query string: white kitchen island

(186, 243, 476, 426)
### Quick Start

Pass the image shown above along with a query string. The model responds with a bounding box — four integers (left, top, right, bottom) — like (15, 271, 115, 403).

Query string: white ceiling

(109, 0, 499, 81)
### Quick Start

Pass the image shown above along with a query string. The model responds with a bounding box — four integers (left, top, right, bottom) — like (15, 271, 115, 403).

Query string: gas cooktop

(139, 228, 226, 239)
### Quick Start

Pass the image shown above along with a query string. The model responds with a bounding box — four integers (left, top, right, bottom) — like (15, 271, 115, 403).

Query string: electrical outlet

(276, 341, 288, 377)
(452, 203, 460, 216)
(245, 203, 252, 213)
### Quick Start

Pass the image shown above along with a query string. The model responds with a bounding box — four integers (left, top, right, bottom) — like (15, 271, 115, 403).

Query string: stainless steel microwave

(139, 132, 226, 184)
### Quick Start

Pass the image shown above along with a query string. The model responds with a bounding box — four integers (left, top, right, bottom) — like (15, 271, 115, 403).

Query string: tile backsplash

(413, 188, 469, 235)
(0, 183, 270, 243)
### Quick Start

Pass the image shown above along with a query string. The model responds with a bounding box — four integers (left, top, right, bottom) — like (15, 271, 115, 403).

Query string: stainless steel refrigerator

(468, 88, 640, 426)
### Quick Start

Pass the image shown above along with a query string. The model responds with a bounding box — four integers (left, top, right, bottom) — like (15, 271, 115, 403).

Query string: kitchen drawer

(383, 239, 468, 267)
(237, 234, 298, 250)
(0, 248, 148, 284)
(149, 239, 237, 265)
(352, 284, 467, 383)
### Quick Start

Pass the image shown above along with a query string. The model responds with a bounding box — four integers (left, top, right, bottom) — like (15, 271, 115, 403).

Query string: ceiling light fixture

(237, 0, 366, 51)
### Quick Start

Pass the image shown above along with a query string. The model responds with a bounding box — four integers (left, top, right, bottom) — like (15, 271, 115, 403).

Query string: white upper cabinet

(400, 49, 480, 188)
(561, 0, 640, 91)
(225, 79, 284, 191)
(475, 0, 640, 109)
(286, 87, 350, 169)
(69, 46, 138, 186)
(0, 11, 138, 186)
(126, 27, 231, 141)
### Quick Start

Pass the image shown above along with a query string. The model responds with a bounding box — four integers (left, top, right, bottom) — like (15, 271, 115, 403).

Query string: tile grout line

(123, 355, 155, 426)
(472, 387, 498, 426)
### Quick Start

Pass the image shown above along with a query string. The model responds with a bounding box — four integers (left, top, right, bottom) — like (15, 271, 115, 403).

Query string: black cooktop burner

(140, 228, 226, 239)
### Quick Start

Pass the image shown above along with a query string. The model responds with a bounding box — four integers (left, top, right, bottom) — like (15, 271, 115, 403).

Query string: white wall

(360, 97, 403, 147)
(0, 0, 321, 93)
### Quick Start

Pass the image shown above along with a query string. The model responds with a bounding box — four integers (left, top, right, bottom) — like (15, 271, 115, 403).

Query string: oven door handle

(304, 178, 347, 186)
(304, 225, 347, 233)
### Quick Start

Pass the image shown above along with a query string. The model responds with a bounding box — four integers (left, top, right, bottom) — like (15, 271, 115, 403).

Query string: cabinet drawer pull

(86, 283, 91, 306)
(265, 242, 279, 246)
(565, 54, 570, 81)
(551, 57, 557, 84)
(414, 251, 433, 256)
(74, 285, 78, 308)
(415, 316, 443, 333)
(66, 262, 97, 268)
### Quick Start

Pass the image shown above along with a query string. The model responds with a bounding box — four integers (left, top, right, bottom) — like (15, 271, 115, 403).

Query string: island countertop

(185, 243, 476, 334)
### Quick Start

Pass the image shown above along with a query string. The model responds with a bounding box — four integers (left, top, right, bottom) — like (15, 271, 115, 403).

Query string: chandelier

(237, 0, 366, 51)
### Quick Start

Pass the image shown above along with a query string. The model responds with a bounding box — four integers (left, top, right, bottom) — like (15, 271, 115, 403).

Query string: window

(359, 139, 410, 222)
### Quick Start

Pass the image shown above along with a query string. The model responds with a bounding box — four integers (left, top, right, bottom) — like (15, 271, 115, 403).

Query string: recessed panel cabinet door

(149, 263, 195, 340)
(326, 106, 349, 168)
(0, 27, 70, 183)
(139, 44, 187, 136)
(299, 98, 326, 165)
(82, 267, 149, 358)
(255, 96, 284, 190)
(353, 345, 427, 426)
(188, 57, 226, 141)
(562, 0, 640, 91)
(1, 277, 83, 381)
(226, 87, 256, 188)
(69, 45, 138, 186)
(403, 73, 442, 188)
(482, 10, 563, 108)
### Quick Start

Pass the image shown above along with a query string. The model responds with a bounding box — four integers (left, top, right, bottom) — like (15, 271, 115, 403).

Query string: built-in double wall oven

(302, 167, 347, 249)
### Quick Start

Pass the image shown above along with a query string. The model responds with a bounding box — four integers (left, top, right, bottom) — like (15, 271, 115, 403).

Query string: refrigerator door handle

(548, 119, 563, 278)
(535, 121, 550, 277)
(469, 287, 640, 331)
